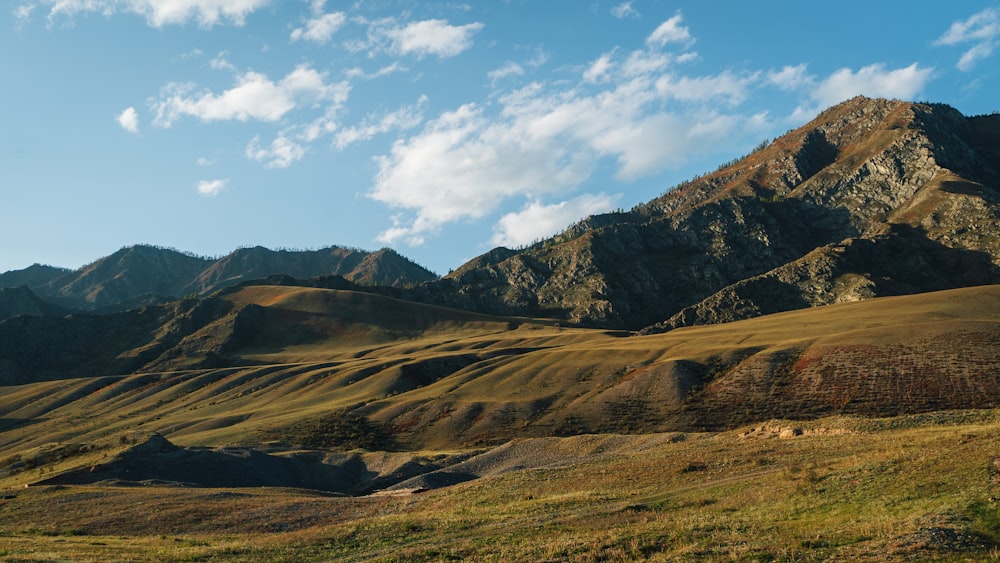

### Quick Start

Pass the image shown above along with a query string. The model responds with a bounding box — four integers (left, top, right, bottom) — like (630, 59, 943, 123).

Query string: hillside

(0, 283, 995, 452)
(0, 284, 998, 560)
(407, 97, 1000, 330)
(0, 244, 438, 311)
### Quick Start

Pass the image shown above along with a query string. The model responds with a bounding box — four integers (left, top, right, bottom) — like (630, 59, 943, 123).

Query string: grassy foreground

(2, 410, 1000, 561)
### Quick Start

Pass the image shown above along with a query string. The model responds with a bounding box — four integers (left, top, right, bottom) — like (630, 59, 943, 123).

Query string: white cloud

(290, 11, 346, 44)
(488, 61, 524, 85)
(150, 65, 348, 127)
(345, 62, 407, 80)
(370, 38, 775, 246)
(39, 0, 268, 27)
(197, 178, 227, 196)
(646, 13, 692, 48)
(611, 2, 639, 19)
(196, 157, 214, 166)
(14, 4, 35, 19)
(583, 53, 614, 83)
(490, 193, 621, 248)
(768, 64, 812, 91)
(370, 102, 596, 245)
(810, 63, 933, 108)
(935, 7, 999, 71)
(334, 95, 428, 149)
(655, 71, 758, 106)
(246, 134, 306, 168)
(116, 106, 139, 133)
(385, 19, 484, 58)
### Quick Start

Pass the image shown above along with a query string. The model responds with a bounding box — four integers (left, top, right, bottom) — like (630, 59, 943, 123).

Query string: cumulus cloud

(150, 65, 349, 127)
(116, 106, 139, 133)
(385, 19, 484, 58)
(810, 63, 933, 108)
(369, 15, 775, 246)
(197, 178, 227, 196)
(934, 7, 999, 71)
(35, 0, 268, 27)
(290, 11, 347, 44)
(490, 193, 621, 248)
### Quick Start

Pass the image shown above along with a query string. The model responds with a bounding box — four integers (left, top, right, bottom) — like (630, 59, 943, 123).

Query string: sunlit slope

(0, 285, 996, 453)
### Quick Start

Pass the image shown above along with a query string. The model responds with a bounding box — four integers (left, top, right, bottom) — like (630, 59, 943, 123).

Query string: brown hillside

(0, 284, 995, 455)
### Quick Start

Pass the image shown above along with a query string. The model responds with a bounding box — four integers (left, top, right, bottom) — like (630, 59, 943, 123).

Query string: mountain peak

(410, 97, 1000, 330)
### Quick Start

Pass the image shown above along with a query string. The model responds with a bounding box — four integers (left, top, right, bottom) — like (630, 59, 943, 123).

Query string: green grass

(2, 414, 1000, 560)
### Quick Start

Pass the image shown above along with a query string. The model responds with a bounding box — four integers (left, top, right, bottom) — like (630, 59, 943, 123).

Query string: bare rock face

(415, 97, 1000, 330)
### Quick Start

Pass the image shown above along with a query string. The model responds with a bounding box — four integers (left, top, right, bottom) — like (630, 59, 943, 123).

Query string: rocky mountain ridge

(0, 244, 437, 312)
(407, 97, 1000, 330)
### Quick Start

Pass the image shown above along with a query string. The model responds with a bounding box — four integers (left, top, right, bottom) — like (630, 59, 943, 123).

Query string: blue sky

(2, 1, 998, 275)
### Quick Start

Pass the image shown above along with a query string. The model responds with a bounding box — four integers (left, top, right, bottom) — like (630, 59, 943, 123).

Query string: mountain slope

(409, 97, 1000, 330)
(0, 286, 71, 320)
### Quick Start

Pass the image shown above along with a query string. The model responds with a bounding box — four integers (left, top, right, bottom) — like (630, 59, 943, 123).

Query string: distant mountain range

(2, 97, 998, 333)
(0, 245, 437, 312)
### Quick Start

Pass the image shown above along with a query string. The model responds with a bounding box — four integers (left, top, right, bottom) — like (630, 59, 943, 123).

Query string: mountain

(0, 286, 70, 320)
(408, 97, 1000, 330)
(0, 263, 70, 288)
(0, 244, 438, 311)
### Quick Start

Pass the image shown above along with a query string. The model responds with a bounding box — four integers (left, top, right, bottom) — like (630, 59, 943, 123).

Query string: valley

(1, 96, 999, 560)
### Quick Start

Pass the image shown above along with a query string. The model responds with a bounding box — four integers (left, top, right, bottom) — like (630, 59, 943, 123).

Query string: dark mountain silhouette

(0, 244, 438, 311)
(0, 286, 71, 320)
(405, 97, 1000, 330)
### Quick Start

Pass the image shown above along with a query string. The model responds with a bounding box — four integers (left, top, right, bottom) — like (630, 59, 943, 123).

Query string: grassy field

(2, 411, 1000, 561)
(0, 284, 997, 560)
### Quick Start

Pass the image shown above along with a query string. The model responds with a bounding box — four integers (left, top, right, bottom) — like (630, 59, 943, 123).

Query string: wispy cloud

(488, 62, 524, 85)
(611, 2, 639, 20)
(197, 178, 227, 196)
(646, 13, 692, 48)
(28, 0, 269, 28)
(116, 106, 139, 133)
(334, 95, 428, 149)
(934, 7, 999, 71)
(150, 65, 349, 127)
(291, 10, 347, 44)
(246, 134, 306, 168)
